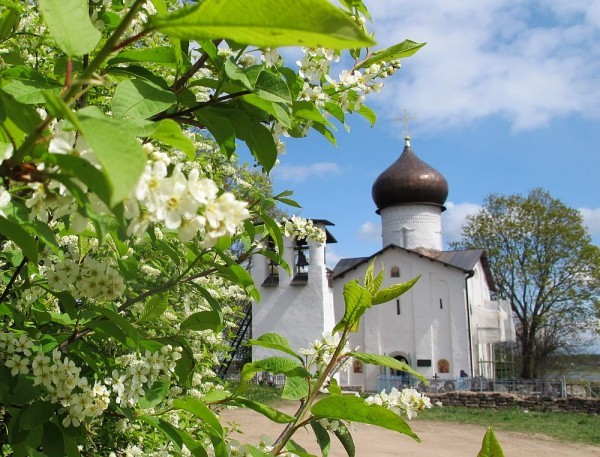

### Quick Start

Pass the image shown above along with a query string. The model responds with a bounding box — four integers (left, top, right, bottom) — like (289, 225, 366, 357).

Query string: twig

(172, 39, 222, 92)
(0, 257, 28, 304)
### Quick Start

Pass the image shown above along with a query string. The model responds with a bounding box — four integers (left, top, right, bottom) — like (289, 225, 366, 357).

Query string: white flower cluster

(280, 216, 326, 244)
(125, 146, 250, 245)
(105, 345, 182, 407)
(299, 331, 351, 369)
(365, 387, 432, 420)
(0, 332, 110, 427)
(45, 255, 125, 301)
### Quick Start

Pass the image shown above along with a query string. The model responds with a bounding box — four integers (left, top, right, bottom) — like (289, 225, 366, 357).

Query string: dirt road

(219, 404, 599, 456)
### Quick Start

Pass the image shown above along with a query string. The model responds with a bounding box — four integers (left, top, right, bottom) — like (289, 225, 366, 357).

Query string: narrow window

(396, 299, 401, 315)
(439, 298, 443, 309)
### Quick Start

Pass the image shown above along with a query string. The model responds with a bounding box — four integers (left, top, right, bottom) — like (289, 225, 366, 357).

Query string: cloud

(325, 245, 343, 269)
(357, 221, 381, 243)
(579, 208, 600, 239)
(365, 0, 600, 131)
(273, 162, 341, 183)
(442, 202, 482, 246)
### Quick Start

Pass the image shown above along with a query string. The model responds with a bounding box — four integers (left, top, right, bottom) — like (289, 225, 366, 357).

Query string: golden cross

(396, 107, 417, 137)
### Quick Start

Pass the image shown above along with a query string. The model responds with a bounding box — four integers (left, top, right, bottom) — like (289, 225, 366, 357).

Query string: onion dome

(372, 137, 448, 212)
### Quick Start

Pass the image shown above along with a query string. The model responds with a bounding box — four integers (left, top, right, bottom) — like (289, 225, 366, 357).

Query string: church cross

(397, 107, 417, 137)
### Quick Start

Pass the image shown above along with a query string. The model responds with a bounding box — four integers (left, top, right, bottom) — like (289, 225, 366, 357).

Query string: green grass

(227, 382, 284, 404)
(416, 406, 600, 446)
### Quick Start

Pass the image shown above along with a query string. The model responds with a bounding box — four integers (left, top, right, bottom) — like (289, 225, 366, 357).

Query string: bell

(296, 250, 309, 267)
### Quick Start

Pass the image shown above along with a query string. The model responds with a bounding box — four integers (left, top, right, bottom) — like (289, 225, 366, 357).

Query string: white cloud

(442, 202, 482, 246)
(365, 0, 600, 132)
(579, 208, 600, 238)
(273, 162, 341, 183)
(325, 245, 343, 269)
(357, 221, 381, 243)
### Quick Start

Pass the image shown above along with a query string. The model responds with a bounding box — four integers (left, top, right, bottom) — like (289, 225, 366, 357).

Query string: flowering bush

(0, 0, 504, 455)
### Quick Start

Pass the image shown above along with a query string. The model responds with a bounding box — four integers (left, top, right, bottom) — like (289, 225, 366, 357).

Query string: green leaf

(108, 46, 178, 67)
(333, 280, 371, 333)
(332, 422, 355, 457)
(356, 103, 376, 127)
(350, 352, 426, 383)
(39, 0, 101, 56)
(172, 397, 228, 457)
(2, 78, 60, 104)
(254, 71, 292, 104)
(92, 306, 139, 346)
(20, 401, 55, 430)
(310, 420, 331, 457)
(477, 428, 505, 457)
(78, 113, 146, 206)
(42, 422, 65, 457)
(0, 216, 38, 262)
(285, 440, 315, 457)
(281, 375, 309, 400)
(371, 276, 420, 306)
(149, 119, 197, 160)
(357, 40, 425, 70)
(138, 380, 170, 409)
(112, 78, 177, 120)
(233, 398, 294, 423)
(327, 377, 342, 395)
(150, 0, 375, 49)
(138, 293, 169, 323)
(242, 95, 292, 129)
(311, 395, 419, 441)
(224, 58, 253, 90)
(248, 333, 302, 361)
(0, 7, 19, 41)
(241, 122, 278, 172)
(51, 154, 112, 208)
(179, 310, 223, 332)
(238, 357, 309, 394)
(195, 109, 236, 157)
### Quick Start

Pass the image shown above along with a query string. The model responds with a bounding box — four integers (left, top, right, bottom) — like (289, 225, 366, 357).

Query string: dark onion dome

(372, 137, 448, 212)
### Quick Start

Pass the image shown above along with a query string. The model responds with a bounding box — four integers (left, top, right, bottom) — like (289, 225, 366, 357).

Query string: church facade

(251, 137, 515, 392)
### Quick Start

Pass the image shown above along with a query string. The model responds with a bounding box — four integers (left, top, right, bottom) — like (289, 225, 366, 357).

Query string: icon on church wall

(438, 359, 450, 374)
(391, 266, 400, 277)
(353, 360, 363, 373)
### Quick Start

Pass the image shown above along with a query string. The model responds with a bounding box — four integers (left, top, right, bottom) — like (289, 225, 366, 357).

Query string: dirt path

(220, 403, 599, 456)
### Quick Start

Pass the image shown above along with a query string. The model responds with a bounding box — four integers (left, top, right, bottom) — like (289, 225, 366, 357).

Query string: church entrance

(391, 355, 410, 381)
(378, 354, 412, 392)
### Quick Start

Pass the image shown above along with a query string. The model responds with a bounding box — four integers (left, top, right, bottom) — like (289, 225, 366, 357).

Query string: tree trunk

(519, 325, 536, 379)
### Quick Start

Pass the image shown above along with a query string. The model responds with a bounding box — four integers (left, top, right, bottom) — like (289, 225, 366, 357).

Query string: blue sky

(265, 0, 600, 268)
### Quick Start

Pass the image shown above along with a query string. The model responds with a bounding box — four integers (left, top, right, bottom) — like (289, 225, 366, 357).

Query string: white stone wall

(251, 225, 335, 361)
(380, 205, 443, 251)
(334, 247, 471, 391)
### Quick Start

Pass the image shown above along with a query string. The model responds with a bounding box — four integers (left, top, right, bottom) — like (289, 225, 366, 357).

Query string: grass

(416, 406, 600, 446)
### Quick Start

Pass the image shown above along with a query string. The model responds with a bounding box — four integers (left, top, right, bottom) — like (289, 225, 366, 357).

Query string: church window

(291, 239, 309, 285)
(439, 298, 443, 309)
(261, 237, 279, 287)
(353, 360, 363, 373)
(396, 299, 401, 315)
(391, 266, 400, 277)
(438, 359, 450, 374)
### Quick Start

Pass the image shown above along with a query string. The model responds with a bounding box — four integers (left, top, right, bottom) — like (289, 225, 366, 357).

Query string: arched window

(438, 359, 450, 374)
(391, 266, 400, 277)
(352, 360, 363, 373)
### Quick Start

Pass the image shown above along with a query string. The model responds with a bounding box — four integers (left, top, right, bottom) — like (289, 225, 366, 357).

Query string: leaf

(310, 420, 331, 457)
(148, 119, 196, 160)
(333, 280, 371, 333)
(51, 154, 112, 208)
(195, 109, 236, 157)
(224, 58, 253, 90)
(78, 113, 146, 206)
(371, 276, 420, 306)
(0, 7, 19, 41)
(233, 398, 294, 423)
(138, 293, 169, 323)
(248, 333, 302, 361)
(39, 0, 101, 56)
(285, 440, 315, 457)
(242, 122, 278, 172)
(20, 401, 55, 430)
(350, 352, 426, 383)
(332, 422, 355, 457)
(172, 397, 228, 457)
(2, 78, 60, 104)
(42, 422, 65, 457)
(281, 375, 309, 400)
(311, 395, 419, 441)
(238, 357, 309, 394)
(254, 71, 292, 104)
(477, 428, 505, 457)
(356, 103, 376, 127)
(108, 46, 178, 67)
(138, 380, 170, 409)
(150, 0, 375, 49)
(179, 310, 223, 332)
(92, 306, 140, 346)
(0, 216, 38, 262)
(357, 40, 425, 70)
(112, 78, 177, 120)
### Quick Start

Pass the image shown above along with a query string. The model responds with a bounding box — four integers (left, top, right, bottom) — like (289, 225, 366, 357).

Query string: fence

(377, 375, 599, 398)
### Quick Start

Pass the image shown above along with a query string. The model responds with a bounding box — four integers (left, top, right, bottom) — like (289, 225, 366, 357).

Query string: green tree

(452, 189, 600, 379)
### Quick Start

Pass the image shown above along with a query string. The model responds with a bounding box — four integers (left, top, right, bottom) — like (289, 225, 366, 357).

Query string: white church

(251, 137, 515, 392)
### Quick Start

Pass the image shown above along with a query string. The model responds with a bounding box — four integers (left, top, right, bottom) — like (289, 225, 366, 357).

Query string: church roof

(332, 245, 495, 291)
(372, 137, 448, 212)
